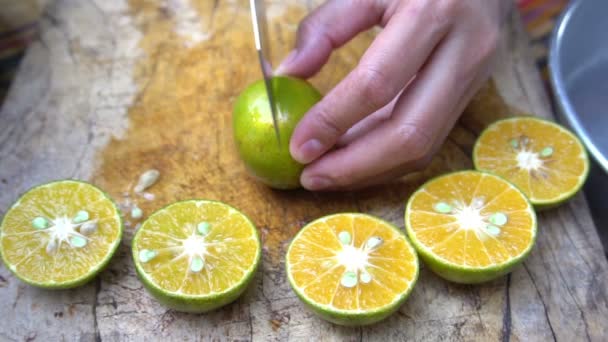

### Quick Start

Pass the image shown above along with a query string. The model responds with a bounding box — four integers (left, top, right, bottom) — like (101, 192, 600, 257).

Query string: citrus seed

(489, 212, 508, 226)
(46, 239, 57, 255)
(131, 206, 143, 219)
(540, 146, 554, 158)
(340, 271, 358, 288)
(472, 197, 485, 209)
(365, 236, 383, 250)
(190, 256, 205, 273)
(70, 236, 87, 248)
(485, 225, 501, 237)
(360, 272, 372, 284)
(338, 231, 351, 245)
(134, 169, 160, 193)
(197, 222, 211, 236)
(73, 210, 90, 224)
(434, 202, 453, 214)
(138, 249, 157, 263)
(80, 221, 98, 235)
(509, 138, 519, 149)
(32, 217, 49, 230)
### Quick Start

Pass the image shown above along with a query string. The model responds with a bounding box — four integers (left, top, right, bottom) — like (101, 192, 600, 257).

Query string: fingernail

(302, 176, 332, 191)
(275, 49, 298, 75)
(294, 139, 324, 163)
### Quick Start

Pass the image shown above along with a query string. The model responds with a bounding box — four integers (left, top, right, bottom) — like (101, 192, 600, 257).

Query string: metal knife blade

(250, 0, 281, 143)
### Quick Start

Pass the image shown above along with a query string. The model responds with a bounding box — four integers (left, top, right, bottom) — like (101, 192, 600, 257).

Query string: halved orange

(405, 171, 536, 284)
(473, 117, 589, 207)
(132, 200, 261, 313)
(0, 180, 122, 288)
(286, 213, 419, 326)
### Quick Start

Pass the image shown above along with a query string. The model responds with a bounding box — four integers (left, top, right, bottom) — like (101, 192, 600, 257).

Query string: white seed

(509, 139, 519, 149)
(434, 202, 453, 214)
(338, 231, 351, 245)
(486, 225, 501, 237)
(365, 236, 383, 250)
(190, 256, 205, 273)
(340, 271, 358, 288)
(134, 169, 160, 193)
(360, 272, 372, 284)
(70, 236, 87, 248)
(46, 239, 57, 255)
(73, 210, 90, 224)
(489, 212, 508, 226)
(520, 135, 530, 146)
(80, 221, 98, 235)
(142, 192, 155, 201)
(540, 146, 554, 158)
(197, 222, 211, 236)
(472, 197, 485, 209)
(131, 206, 143, 220)
(32, 217, 49, 230)
(138, 249, 157, 263)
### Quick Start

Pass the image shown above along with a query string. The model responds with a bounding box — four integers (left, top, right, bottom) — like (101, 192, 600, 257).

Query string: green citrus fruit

(405, 171, 537, 284)
(473, 116, 589, 208)
(233, 76, 322, 189)
(286, 213, 419, 326)
(132, 200, 261, 313)
(0, 180, 122, 289)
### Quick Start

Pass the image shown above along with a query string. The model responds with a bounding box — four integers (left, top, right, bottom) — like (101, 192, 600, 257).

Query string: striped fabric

(517, 0, 569, 80)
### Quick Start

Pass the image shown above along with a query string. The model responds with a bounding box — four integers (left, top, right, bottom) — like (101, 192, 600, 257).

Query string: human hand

(276, 0, 510, 190)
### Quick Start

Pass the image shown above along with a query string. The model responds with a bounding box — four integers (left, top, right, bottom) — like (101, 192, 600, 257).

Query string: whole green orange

(233, 76, 322, 189)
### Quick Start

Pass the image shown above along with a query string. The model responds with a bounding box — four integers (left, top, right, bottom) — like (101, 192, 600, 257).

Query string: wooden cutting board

(1, 1, 607, 340)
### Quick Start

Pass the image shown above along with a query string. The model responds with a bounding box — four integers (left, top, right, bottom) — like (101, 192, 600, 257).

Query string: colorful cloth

(517, 0, 569, 79)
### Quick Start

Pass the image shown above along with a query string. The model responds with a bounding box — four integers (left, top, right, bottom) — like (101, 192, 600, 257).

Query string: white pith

(336, 244, 370, 272)
(44, 216, 90, 250)
(440, 199, 501, 241)
(516, 149, 543, 170)
(182, 234, 207, 256)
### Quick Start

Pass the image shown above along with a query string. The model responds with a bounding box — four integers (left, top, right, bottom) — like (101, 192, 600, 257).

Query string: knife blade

(249, 0, 281, 143)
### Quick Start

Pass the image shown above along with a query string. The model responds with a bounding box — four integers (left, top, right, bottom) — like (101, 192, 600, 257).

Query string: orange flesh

(408, 172, 535, 267)
(287, 214, 417, 311)
(0, 182, 121, 284)
(474, 118, 587, 202)
(134, 201, 259, 295)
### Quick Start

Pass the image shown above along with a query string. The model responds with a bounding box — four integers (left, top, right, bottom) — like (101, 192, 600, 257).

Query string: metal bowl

(549, 0, 608, 173)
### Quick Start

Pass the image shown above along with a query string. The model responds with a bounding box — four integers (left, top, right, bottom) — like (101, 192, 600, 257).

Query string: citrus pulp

(405, 171, 536, 284)
(473, 116, 589, 208)
(0, 180, 122, 288)
(286, 213, 419, 325)
(132, 200, 261, 313)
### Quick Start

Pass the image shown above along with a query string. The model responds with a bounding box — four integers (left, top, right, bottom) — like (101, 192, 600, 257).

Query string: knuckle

(314, 107, 344, 137)
(297, 16, 317, 39)
(432, 0, 461, 27)
(395, 123, 433, 162)
(356, 66, 396, 109)
(455, 30, 499, 83)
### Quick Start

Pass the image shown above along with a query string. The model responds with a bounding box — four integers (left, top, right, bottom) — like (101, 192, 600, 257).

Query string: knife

(249, 0, 281, 143)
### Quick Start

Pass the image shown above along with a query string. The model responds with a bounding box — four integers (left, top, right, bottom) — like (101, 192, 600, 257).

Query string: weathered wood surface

(1, 1, 607, 341)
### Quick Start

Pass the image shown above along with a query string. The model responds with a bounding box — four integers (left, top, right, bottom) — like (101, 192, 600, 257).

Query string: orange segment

(405, 171, 537, 284)
(0, 181, 122, 288)
(474, 117, 589, 206)
(286, 213, 418, 325)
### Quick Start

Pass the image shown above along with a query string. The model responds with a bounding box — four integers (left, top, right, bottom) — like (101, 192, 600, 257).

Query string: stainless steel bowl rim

(549, 0, 608, 173)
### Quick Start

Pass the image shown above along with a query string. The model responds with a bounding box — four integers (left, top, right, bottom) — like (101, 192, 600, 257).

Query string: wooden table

(1, 1, 607, 341)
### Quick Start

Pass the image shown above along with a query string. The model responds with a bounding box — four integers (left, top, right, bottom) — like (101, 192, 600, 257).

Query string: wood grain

(1, 1, 607, 341)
